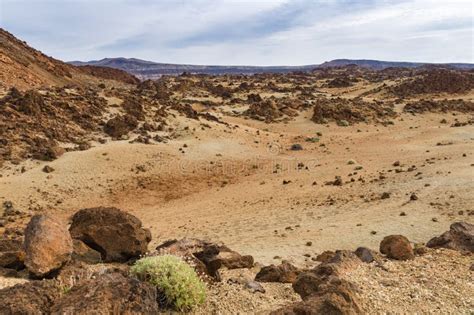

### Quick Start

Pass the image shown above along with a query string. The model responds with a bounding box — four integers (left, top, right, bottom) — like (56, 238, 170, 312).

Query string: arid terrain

(0, 28, 473, 314)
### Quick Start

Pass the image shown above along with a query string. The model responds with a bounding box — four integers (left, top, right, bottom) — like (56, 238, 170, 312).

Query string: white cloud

(0, 0, 472, 64)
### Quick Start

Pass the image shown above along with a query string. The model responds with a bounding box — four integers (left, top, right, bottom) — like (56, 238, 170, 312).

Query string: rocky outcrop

(69, 207, 151, 262)
(426, 222, 473, 252)
(379, 235, 414, 260)
(24, 215, 73, 277)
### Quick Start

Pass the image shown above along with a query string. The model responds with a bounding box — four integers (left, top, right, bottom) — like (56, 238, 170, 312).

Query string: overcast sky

(0, 0, 472, 65)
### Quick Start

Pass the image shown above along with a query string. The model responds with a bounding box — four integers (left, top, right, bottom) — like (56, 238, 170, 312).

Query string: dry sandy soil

(1, 62, 473, 313)
(1, 109, 472, 265)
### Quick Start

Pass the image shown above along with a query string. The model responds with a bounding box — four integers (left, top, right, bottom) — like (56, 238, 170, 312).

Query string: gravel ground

(347, 248, 474, 314)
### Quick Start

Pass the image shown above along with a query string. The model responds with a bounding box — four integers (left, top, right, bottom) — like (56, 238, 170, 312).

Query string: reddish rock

(0, 280, 61, 314)
(24, 214, 73, 277)
(156, 238, 254, 281)
(104, 114, 138, 138)
(315, 250, 336, 263)
(51, 272, 159, 314)
(0, 238, 24, 270)
(426, 222, 473, 253)
(380, 235, 414, 260)
(69, 207, 151, 262)
(71, 239, 102, 264)
(255, 261, 300, 283)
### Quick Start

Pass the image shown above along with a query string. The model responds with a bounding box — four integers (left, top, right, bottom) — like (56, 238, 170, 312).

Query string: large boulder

(0, 280, 61, 314)
(255, 261, 300, 283)
(155, 238, 254, 281)
(69, 207, 151, 262)
(0, 238, 24, 270)
(24, 215, 73, 277)
(426, 222, 473, 252)
(51, 272, 159, 314)
(379, 235, 414, 260)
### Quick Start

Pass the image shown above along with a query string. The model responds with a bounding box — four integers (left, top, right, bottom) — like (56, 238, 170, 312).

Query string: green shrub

(130, 255, 206, 311)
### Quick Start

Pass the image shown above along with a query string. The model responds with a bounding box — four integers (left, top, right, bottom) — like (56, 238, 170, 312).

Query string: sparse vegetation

(130, 255, 206, 311)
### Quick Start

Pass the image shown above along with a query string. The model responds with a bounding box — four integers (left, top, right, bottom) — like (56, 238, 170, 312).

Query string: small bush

(130, 255, 206, 311)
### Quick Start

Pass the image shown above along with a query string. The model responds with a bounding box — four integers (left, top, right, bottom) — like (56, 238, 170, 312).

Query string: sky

(0, 0, 473, 65)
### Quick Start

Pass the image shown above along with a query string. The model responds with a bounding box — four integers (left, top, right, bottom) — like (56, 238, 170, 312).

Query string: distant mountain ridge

(69, 58, 474, 80)
(319, 59, 474, 70)
(69, 58, 318, 79)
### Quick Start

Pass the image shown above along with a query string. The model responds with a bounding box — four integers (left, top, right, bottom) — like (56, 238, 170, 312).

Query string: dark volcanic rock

(71, 239, 102, 264)
(0, 238, 24, 270)
(51, 272, 159, 314)
(0, 280, 61, 314)
(24, 214, 73, 277)
(273, 278, 361, 315)
(104, 114, 138, 138)
(354, 247, 378, 263)
(379, 235, 414, 260)
(255, 261, 300, 283)
(156, 238, 254, 281)
(69, 207, 151, 262)
(426, 222, 473, 252)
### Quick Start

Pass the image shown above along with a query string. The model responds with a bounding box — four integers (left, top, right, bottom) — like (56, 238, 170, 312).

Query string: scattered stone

(42, 165, 55, 173)
(354, 247, 378, 263)
(381, 192, 390, 199)
(380, 235, 414, 260)
(410, 193, 418, 201)
(290, 144, 303, 151)
(24, 214, 73, 277)
(244, 280, 266, 293)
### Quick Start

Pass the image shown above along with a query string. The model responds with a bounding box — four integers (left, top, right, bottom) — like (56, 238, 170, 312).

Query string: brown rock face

(24, 214, 73, 276)
(69, 207, 151, 262)
(51, 272, 159, 314)
(379, 235, 414, 260)
(426, 222, 474, 253)
(0, 238, 24, 269)
(0, 280, 61, 314)
(255, 261, 300, 283)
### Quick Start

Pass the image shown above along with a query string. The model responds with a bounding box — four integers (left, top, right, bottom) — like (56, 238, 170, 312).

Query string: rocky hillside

(0, 29, 138, 90)
(0, 28, 84, 90)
